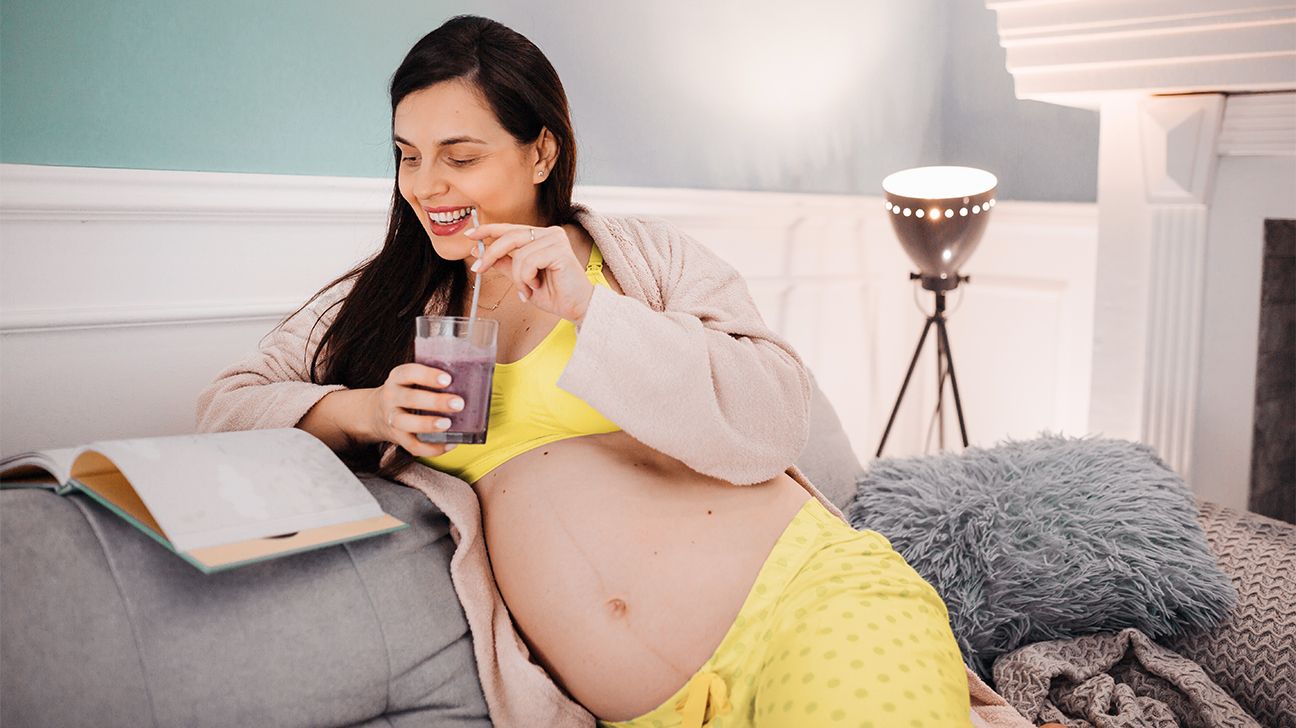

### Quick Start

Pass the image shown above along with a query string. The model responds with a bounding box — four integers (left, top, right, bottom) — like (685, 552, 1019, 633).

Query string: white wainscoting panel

(1, 164, 1097, 472)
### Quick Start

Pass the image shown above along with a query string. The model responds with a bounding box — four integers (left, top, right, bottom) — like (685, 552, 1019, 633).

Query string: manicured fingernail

(436, 418, 451, 429)
(437, 374, 451, 386)
(444, 444, 457, 452)
(518, 290, 527, 302)
(470, 260, 481, 272)
(450, 397, 464, 411)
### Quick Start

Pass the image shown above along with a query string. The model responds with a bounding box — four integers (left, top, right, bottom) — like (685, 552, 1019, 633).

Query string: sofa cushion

(0, 476, 490, 728)
(846, 432, 1237, 681)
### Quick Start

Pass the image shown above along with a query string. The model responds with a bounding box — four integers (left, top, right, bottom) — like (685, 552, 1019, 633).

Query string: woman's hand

(464, 223, 595, 323)
(366, 363, 465, 457)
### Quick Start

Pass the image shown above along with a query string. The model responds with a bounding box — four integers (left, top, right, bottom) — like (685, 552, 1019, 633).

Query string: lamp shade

(882, 166, 997, 291)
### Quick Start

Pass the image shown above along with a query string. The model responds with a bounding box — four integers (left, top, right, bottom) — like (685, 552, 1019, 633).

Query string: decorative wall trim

(0, 163, 395, 222)
(1143, 205, 1209, 481)
(1218, 91, 1296, 155)
(985, 0, 1296, 109)
(0, 163, 1093, 331)
(0, 163, 1098, 465)
(0, 301, 296, 334)
(1139, 94, 1225, 203)
(987, 4, 1296, 506)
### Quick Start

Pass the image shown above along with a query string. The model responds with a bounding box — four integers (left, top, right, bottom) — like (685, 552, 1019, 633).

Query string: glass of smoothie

(413, 316, 498, 445)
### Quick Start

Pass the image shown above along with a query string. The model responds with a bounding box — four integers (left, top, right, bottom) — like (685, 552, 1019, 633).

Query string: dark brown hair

(273, 15, 579, 478)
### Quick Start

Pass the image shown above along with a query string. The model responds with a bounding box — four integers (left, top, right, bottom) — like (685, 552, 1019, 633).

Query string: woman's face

(394, 80, 555, 269)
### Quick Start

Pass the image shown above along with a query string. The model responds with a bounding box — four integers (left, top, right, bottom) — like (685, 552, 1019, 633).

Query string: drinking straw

(466, 208, 484, 341)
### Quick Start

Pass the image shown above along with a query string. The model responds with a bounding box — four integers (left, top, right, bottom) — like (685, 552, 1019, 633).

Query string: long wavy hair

(274, 15, 579, 478)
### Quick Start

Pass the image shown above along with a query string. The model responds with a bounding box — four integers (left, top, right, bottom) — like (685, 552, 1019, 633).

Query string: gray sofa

(0, 375, 864, 728)
(2, 375, 1290, 726)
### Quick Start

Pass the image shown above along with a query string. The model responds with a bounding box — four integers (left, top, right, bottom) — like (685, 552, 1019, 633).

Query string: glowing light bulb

(881, 166, 998, 199)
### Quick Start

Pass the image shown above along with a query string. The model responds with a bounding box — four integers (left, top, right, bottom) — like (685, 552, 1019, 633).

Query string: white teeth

(429, 207, 472, 224)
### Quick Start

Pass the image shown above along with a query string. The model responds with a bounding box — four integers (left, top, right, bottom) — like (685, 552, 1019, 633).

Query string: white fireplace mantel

(986, 0, 1296, 110)
(986, 0, 1296, 509)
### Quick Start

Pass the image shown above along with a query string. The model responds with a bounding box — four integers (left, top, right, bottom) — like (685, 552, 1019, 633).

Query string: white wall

(1193, 154, 1296, 509)
(0, 164, 1098, 473)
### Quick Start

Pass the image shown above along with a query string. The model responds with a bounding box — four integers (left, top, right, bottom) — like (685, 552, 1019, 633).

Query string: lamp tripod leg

(937, 319, 945, 450)
(935, 315, 969, 447)
(876, 316, 935, 458)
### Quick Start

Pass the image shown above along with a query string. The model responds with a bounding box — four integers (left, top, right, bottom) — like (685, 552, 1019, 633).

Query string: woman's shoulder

(575, 204, 691, 261)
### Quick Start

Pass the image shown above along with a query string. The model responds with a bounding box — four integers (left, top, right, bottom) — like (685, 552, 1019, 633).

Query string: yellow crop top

(416, 243, 622, 483)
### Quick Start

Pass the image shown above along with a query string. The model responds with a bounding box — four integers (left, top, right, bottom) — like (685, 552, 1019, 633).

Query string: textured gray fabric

(795, 370, 866, 513)
(845, 432, 1237, 680)
(1162, 500, 1296, 728)
(993, 628, 1261, 728)
(0, 476, 490, 728)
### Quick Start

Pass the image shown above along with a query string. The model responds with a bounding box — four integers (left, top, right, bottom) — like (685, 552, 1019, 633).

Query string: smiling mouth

(426, 206, 475, 225)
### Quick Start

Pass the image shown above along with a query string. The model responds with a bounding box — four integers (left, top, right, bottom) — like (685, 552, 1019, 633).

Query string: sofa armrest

(0, 477, 491, 728)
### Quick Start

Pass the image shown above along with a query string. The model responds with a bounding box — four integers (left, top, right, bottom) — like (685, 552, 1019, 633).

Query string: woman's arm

(557, 217, 811, 485)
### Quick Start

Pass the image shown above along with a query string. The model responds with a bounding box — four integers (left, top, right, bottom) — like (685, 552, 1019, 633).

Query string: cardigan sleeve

(194, 279, 354, 434)
(556, 218, 811, 485)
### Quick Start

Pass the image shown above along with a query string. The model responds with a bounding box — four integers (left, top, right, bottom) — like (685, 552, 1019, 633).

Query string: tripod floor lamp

(875, 166, 998, 458)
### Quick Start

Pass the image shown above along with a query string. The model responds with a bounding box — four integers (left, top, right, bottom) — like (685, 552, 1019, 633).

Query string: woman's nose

(410, 163, 446, 200)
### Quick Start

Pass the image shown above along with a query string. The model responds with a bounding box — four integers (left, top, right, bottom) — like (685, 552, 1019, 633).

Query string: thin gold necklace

(474, 273, 515, 311)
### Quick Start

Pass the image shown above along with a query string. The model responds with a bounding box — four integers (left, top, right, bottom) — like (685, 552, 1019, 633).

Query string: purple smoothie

(414, 337, 495, 444)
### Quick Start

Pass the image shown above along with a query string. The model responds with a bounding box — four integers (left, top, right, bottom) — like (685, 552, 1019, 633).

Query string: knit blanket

(992, 628, 1260, 728)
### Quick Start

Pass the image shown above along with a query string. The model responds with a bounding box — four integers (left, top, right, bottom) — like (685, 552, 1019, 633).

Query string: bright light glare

(882, 166, 997, 199)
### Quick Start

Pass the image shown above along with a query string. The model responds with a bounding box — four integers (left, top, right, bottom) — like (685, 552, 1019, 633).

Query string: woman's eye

(449, 158, 476, 167)
(401, 156, 417, 163)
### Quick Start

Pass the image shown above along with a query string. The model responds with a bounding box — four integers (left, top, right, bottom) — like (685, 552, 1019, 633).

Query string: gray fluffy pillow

(845, 432, 1237, 681)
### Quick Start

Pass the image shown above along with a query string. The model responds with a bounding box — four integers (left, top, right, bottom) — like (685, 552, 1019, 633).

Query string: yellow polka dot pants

(597, 496, 972, 728)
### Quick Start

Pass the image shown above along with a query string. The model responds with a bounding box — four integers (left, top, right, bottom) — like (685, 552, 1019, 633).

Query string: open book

(0, 428, 408, 574)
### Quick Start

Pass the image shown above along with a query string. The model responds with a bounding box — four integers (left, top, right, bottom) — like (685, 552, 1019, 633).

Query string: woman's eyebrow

(392, 134, 487, 147)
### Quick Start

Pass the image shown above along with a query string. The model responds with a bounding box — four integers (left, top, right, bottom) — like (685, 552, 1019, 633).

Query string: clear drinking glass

(414, 316, 498, 445)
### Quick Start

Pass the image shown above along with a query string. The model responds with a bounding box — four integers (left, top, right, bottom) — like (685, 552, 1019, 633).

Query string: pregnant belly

(473, 431, 812, 722)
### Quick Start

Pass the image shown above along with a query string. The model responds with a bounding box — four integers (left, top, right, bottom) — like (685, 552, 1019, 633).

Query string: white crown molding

(985, 0, 1296, 109)
(1218, 91, 1296, 155)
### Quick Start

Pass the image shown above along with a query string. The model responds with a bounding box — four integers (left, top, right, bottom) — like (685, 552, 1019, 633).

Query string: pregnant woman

(197, 15, 975, 728)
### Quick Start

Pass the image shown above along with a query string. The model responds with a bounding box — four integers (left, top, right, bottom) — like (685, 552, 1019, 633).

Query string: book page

(85, 429, 382, 553)
(0, 447, 82, 486)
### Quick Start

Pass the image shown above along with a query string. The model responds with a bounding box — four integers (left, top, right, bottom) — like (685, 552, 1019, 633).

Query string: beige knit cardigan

(195, 203, 1029, 728)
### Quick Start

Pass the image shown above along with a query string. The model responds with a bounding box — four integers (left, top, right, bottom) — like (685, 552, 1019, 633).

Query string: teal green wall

(1, 0, 428, 178)
(1, 1, 1098, 201)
